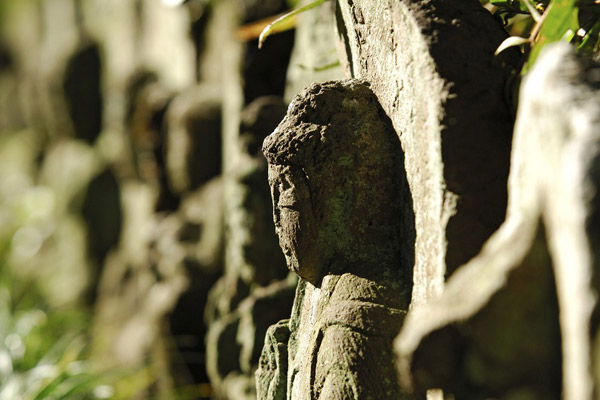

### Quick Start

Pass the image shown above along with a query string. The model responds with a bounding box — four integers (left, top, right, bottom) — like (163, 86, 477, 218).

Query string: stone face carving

(258, 80, 415, 399)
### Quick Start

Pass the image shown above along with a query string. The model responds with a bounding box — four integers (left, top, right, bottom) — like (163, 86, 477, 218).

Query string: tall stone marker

(257, 80, 415, 399)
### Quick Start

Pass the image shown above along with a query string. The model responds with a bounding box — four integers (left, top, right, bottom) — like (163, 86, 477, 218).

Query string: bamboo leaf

(524, 0, 579, 73)
(258, 0, 328, 49)
(577, 17, 600, 56)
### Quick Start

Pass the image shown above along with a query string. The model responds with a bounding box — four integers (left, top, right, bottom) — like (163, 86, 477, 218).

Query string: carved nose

(278, 189, 298, 210)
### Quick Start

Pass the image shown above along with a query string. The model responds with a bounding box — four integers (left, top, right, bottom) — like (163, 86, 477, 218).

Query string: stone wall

(0, 0, 301, 398)
(255, 1, 600, 400)
(2, 0, 599, 399)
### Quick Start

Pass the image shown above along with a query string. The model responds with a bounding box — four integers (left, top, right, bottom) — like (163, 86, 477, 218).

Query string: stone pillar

(395, 43, 600, 400)
(257, 80, 415, 399)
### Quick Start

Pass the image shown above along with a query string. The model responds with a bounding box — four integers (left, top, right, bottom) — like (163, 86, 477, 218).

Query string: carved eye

(277, 174, 299, 209)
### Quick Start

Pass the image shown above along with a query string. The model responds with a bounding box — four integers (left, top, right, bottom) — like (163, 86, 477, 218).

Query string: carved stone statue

(257, 80, 415, 399)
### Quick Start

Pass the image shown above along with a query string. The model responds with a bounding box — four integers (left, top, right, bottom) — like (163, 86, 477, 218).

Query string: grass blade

(258, 0, 328, 49)
(524, 0, 578, 73)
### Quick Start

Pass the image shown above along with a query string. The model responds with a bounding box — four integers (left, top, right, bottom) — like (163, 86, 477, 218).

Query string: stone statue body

(257, 80, 414, 400)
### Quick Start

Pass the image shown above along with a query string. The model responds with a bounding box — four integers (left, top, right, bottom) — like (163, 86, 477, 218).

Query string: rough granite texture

(257, 80, 415, 399)
(335, 0, 519, 304)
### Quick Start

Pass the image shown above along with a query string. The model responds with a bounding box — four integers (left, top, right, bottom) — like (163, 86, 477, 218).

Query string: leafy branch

(491, 0, 600, 73)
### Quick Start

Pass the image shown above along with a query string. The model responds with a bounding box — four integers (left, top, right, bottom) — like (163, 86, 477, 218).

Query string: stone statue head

(263, 80, 408, 286)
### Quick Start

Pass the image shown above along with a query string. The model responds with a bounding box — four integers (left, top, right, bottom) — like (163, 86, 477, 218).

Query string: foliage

(262, 0, 599, 70)
(258, 0, 328, 48)
(0, 263, 107, 399)
(0, 130, 154, 400)
(0, 237, 160, 400)
(486, 0, 600, 73)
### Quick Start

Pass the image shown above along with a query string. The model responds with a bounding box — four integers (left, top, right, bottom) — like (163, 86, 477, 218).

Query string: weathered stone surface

(238, 275, 296, 374)
(138, 0, 197, 91)
(62, 42, 103, 144)
(263, 80, 414, 288)
(0, 0, 226, 395)
(178, 177, 225, 274)
(395, 43, 600, 400)
(207, 312, 244, 387)
(205, 95, 295, 399)
(0, 44, 25, 132)
(225, 95, 288, 288)
(207, 277, 297, 399)
(168, 177, 225, 384)
(208, 96, 289, 322)
(92, 182, 188, 368)
(81, 167, 122, 302)
(240, 96, 288, 157)
(123, 73, 182, 212)
(165, 86, 222, 194)
(256, 319, 290, 400)
(259, 80, 414, 399)
(335, 0, 519, 305)
(234, 96, 289, 286)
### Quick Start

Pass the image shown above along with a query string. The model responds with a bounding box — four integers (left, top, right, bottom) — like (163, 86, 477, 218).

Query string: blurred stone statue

(257, 80, 415, 400)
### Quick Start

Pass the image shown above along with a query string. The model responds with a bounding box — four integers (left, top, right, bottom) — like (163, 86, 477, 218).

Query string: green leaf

(258, 0, 328, 49)
(524, 0, 579, 73)
(578, 16, 600, 57)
